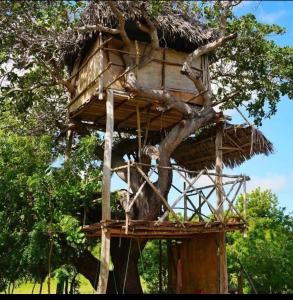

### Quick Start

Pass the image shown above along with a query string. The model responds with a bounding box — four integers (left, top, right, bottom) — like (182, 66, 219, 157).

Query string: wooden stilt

(97, 89, 114, 294)
(215, 125, 228, 294)
(215, 126, 223, 221)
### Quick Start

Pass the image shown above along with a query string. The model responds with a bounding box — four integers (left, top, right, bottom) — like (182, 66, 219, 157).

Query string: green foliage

(138, 240, 168, 293)
(227, 189, 293, 293)
(0, 132, 102, 291)
(193, 2, 293, 125)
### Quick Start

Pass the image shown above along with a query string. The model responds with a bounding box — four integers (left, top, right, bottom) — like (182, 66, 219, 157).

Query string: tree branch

(76, 24, 120, 35)
(108, 0, 131, 50)
(181, 33, 237, 105)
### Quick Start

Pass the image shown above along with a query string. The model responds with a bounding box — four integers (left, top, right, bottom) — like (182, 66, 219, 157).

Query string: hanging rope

(136, 239, 146, 275)
(122, 237, 133, 294)
(112, 270, 118, 294)
(232, 249, 258, 294)
(93, 253, 100, 294)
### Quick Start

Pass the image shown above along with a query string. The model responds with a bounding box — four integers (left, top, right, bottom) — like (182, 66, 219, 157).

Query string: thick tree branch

(157, 107, 216, 198)
(181, 33, 237, 105)
(76, 24, 120, 35)
(108, 0, 131, 50)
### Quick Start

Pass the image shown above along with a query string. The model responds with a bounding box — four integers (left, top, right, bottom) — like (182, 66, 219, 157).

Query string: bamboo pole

(215, 126, 224, 221)
(215, 125, 228, 294)
(97, 89, 114, 294)
(183, 181, 187, 221)
(98, 32, 104, 100)
(125, 160, 131, 234)
(136, 105, 142, 163)
(158, 170, 205, 222)
(135, 165, 181, 223)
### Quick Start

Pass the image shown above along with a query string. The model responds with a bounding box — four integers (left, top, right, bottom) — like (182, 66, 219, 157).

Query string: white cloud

(259, 9, 287, 24)
(246, 173, 293, 193)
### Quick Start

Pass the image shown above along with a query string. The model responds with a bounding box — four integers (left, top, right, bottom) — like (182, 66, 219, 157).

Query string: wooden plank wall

(168, 233, 225, 294)
(69, 36, 211, 115)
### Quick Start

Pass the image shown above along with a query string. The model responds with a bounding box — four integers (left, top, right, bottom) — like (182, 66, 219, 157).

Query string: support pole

(97, 89, 114, 294)
(183, 181, 187, 221)
(136, 105, 142, 163)
(215, 126, 224, 221)
(125, 160, 131, 234)
(243, 176, 247, 220)
(215, 124, 228, 294)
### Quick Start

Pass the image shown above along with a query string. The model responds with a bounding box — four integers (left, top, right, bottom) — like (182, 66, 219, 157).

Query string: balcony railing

(112, 162, 248, 233)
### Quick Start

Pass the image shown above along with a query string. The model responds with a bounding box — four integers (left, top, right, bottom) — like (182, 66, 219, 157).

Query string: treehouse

(63, 1, 273, 294)
(65, 2, 215, 133)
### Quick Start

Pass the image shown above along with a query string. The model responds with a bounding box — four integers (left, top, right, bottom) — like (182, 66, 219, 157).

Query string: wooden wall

(69, 35, 211, 115)
(168, 233, 225, 294)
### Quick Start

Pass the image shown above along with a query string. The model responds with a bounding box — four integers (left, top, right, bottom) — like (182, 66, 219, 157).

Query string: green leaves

(0, 132, 102, 290)
(227, 189, 293, 293)
(59, 215, 85, 248)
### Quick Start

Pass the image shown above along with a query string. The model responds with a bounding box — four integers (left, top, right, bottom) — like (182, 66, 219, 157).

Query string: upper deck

(67, 36, 211, 133)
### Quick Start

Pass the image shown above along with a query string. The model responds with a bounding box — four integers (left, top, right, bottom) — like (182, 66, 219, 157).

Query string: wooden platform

(69, 91, 189, 133)
(82, 219, 247, 239)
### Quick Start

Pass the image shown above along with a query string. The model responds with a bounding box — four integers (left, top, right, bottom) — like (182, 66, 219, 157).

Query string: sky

(111, 1, 293, 215)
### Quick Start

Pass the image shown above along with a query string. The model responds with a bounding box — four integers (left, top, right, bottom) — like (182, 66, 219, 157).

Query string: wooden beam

(97, 89, 114, 294)
(116, 103, 153, 127)
(158, 170, 205, 222)
(135, 165, 181, 224)
(67, 63, 112, 109)
(94, 99, 128, 125)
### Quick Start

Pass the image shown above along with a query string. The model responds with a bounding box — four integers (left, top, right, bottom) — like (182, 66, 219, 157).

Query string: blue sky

(111, 1, 293, 215)
(227, 1, 293, 213)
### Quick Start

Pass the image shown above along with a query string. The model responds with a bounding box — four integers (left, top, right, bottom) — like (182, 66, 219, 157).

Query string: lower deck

(82, 219, 247, 239)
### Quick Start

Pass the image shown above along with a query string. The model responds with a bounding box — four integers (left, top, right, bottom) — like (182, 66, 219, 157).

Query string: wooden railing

(112, 162, 249, 232)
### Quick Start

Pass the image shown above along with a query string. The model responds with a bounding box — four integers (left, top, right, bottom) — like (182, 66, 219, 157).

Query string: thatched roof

(172, 123, 273, 172)
(63, 1, 217, 70)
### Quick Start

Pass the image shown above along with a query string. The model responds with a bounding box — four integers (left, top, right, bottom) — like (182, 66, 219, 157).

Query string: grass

(3, 275, 148, 294)
(2, 275, 94, 294)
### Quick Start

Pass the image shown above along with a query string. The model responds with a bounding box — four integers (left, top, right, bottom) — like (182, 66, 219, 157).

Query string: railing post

(183, 181, 187, 221)
(97, 89, 113, 294)
(243, 176, 247, 220)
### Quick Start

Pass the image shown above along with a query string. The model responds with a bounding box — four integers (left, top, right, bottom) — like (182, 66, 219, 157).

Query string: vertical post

(243, 176, 247, 220)
(159, 240, 163, 294)
(198, 193, 202, 221)
(237, 265, 244, 294)
(136, 105, 142, 162)
(243, 176, 248, 237)
(97, 89, 114, 294)
(215, 126, 223, 221)
(215, 125, 228, 294)
(183, 181, 187, 221)
(98, 32, 104, 100)
(125, 160, 131, 234)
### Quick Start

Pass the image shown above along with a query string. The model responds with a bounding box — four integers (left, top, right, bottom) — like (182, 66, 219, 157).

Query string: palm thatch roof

(63, 1, 217, 70)
(172, 123, 273, 172)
